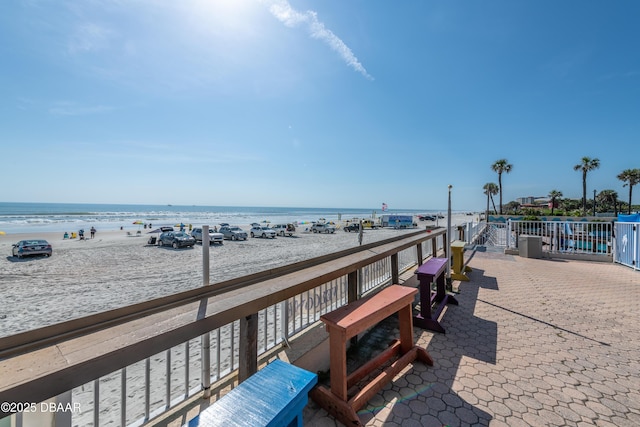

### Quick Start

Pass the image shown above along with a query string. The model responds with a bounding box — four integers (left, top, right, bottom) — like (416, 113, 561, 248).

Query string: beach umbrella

(0, 231, 6, 235)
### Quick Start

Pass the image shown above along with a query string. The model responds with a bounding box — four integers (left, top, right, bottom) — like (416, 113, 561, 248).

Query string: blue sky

(2, 0, 639, 211)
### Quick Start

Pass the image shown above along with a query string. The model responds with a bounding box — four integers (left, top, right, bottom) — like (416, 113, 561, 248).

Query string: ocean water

(0, 202, 449, 234)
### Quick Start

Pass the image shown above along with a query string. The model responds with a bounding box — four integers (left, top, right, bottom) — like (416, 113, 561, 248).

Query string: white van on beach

(272, 223, 296, 237)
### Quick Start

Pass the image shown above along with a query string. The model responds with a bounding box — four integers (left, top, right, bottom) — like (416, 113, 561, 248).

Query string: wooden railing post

(391, 253, 399, 284)
(347, 271, 358, 304)
(416, 243, 423, 266)
(348, 270, 359, 346)
(431, 237, 437, 258)
(239, 313, 258, 382)
(442, 231, 448, 258)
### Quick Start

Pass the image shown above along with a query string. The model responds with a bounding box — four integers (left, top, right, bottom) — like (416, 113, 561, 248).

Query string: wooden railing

(0, 228, 447, 426)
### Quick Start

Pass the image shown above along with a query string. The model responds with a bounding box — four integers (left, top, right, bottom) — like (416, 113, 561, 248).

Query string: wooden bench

(185, 359, 317, 427)
(310, 285, 433, 426)
(414, 257, 458, 333)
(451, 240, 472, 281)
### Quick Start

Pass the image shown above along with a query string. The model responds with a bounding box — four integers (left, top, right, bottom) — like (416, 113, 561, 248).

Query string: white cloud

(262, 0, 373, 80)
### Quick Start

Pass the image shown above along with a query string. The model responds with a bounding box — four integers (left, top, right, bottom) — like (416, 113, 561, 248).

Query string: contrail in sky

(262, 0, 373, 80)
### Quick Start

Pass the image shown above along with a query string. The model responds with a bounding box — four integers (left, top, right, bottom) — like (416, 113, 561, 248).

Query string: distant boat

(167, 204, 173, 206)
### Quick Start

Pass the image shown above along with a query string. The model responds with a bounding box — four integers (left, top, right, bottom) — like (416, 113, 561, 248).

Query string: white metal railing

(506, 220, 613, 256)
(360, 258, 391, 295)
(286, 277, 349, 337)
(398, 246, 417, 273)
(2, 226, 483, 427)
(465, 221, 484, 244)
(614, 222, 639, 270)
(70, 265, 413, 426)
(474, 222, 509, 247)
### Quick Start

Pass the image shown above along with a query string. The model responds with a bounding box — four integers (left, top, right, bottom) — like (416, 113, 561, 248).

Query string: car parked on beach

(343, 223, 360, 232)
(158, 231, 196, 249)
(11, 239, 52, 258)
(250, 225, 277, 238)
(310, 223, 336, 234)
(272, 223, 296, 237)
(191, 227, 224, 245)
(219, 225, 248, 241)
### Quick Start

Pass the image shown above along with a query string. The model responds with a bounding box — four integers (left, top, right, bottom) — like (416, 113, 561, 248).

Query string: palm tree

(548, 190, 563, 215)
(483, 183, 499, 218)
(491, 159, 513, 215)
(573, 157, 600, 216)
(617, 168, 640, 214)
(597, 189, 619, 216)
(504, 201, 521, 214)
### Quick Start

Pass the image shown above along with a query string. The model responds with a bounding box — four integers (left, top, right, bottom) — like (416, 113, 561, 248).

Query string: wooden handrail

(0, 228, 446, 413)
(0, 229, 437, 359)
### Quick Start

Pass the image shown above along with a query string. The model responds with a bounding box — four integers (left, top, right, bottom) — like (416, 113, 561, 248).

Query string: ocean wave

(0, 202, 462, 234)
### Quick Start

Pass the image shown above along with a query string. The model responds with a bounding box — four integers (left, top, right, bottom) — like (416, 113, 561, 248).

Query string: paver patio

(304, 249, 640, 426)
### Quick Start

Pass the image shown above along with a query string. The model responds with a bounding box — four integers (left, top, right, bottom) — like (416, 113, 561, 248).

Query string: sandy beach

(0, 215, 475, 338)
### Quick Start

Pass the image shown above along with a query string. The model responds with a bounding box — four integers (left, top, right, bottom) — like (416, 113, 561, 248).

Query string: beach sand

(0, 216, 474, 337)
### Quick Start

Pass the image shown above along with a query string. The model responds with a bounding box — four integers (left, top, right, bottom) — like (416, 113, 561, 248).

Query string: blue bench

(414, 257, 458, 333)
(186, 359, 317, 427)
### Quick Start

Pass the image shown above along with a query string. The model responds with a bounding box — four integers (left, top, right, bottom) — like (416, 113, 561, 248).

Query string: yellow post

(451, 240, 471, 281)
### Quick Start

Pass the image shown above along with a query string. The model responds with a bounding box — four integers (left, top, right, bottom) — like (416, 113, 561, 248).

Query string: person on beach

(90, 227, 96, 239)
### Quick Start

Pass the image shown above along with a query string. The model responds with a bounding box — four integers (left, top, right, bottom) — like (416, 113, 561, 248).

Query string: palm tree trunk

(498, 173, 503, 215)
(629, 186, 634, 215)
(490, 195, 498, 214)
(486, 193, 490, 222)
(582, 171, 587, 216)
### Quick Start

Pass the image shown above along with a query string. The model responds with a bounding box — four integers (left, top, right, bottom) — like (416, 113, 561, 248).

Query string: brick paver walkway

(304, 250, 640, 426)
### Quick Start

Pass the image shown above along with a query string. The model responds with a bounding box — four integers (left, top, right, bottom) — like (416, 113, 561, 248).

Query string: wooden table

(310, 285, 433, 426)
(185, 359, 317, 427)
(451, 240, 472, 281)
(414, 257, 458, 333)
